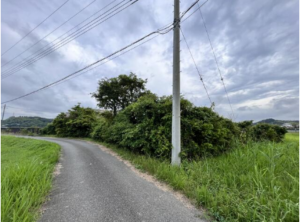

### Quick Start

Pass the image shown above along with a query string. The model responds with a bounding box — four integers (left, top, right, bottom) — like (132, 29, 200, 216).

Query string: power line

(1, 0, 69, 56)
(197, 4, 235, 119)
(181, 0, 209, 23)
(1, 0, 132, 77)
(180, 27, 212, 105)
(2, 0, 206, 79)
(1, 0, 117, 70)
(3, 24, 168, 90)
(2, 24, 173, 104)
(2, 0, 134, 78)
(180, 0, 205, 19)
(55, 34, 162, 87)
(46, 23, 172, 88)
(1, 0, 97, 68)
(2, 0, 204, 104)
(55, 23, 174, 85)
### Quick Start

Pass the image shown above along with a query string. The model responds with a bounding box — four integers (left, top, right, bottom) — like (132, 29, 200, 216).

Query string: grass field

(1, 136, 60, 222)
(94, 133, 299, 221)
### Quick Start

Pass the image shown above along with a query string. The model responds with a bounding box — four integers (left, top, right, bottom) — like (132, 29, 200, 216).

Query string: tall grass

(92, 133, 299, 221)
(1, 136, 60, 222)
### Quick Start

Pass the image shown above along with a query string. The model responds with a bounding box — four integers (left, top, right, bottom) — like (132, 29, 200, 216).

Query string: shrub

(250, 123, 287, 142)
(20, 129, 29, 135)
(44, 104, 97, 137)
(90, 114, 112, 141)
(41, 123, 56, 135)
(93, 94, 239, 159)
(237, 120, 253, 143)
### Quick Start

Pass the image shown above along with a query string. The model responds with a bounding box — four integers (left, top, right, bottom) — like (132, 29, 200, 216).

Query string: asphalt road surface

(36, 137, 207, 222)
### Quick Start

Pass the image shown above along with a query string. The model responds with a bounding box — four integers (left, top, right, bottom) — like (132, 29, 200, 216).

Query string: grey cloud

(237, 106, 254, 112)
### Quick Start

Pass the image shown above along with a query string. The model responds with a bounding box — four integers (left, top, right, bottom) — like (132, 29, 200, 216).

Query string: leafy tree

(50, 104, 96, 137)
(91, 73, 148, 116)
(52, 113, 68, 137)
(65, 105, 96, 137)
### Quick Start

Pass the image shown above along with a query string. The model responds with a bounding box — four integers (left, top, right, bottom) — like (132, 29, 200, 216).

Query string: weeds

(1, 136, 60, 222)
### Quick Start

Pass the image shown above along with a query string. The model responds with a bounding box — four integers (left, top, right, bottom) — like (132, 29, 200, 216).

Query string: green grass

(89, 133, 299, 221)
(1, 136, 60, 222)
(284, 132, 299, 142)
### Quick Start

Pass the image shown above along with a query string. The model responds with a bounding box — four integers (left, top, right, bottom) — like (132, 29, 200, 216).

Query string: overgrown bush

(237, 121, 287, 143)
(91, 94, 239, 159)
(50, 104, 96, 137)
(90, 111, 113, 141)
(237, 120, 253, 143)
(250, 123, 287, 142)
(41, 123, 56, 135)
(20, 129, 29, 135)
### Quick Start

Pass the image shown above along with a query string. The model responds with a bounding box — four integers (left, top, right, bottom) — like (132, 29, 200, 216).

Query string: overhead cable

(2, 0, 204, 104)
(2, 25, 173, 104)
(198, 4, 235, 119)
(2, 0, 135, 78)
(180, 27, 212, 105)
(1, 0, 97, 68)
(1, 0, 69, 56)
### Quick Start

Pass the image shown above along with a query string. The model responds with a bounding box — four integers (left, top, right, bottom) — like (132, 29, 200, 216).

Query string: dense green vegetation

(2, 116, 53, 128)
(91, 94, 239, 159)
(44, 95, 286, 160)
(1, 136, 60, 222)
(44, 98, 287, 160)
(42, 104, 96, 137)
(90, 133, 299, 221)
(238, 121, 287, 143)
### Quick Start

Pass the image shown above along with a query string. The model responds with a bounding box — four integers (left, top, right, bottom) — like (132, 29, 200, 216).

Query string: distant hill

(254, 118, 299, 126)
(2, 116, 53, 128)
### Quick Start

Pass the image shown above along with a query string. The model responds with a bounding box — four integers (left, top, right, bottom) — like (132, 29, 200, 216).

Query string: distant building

(282, 123, 293, 129)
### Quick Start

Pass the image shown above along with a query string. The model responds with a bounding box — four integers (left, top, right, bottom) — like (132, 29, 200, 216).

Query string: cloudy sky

(1, 0, 299, 122)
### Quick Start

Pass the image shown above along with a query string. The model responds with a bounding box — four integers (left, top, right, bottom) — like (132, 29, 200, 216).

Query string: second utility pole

(171, 0, 181, 165)
(2, 104, 6, 121)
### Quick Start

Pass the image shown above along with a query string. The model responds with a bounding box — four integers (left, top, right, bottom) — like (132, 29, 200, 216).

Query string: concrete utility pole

(171, 0, 181, 165)
(2, 104, 6, 120)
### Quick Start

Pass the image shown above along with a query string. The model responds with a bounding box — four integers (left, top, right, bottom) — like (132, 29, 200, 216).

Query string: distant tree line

(42, 73, 287, 160)
(2, 116, 53, 128)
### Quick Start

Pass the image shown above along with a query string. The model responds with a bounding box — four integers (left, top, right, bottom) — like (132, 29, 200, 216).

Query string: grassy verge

(87, 134, 299, 221)
(1, 136, 60, 222)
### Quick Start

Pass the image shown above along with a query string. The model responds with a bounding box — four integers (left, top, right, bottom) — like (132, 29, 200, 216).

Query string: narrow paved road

(36, 137, 207, 222)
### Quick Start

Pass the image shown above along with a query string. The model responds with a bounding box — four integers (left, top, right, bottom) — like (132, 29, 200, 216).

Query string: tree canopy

(92, 73, 148, 116)
(48, 104, 96, 137)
